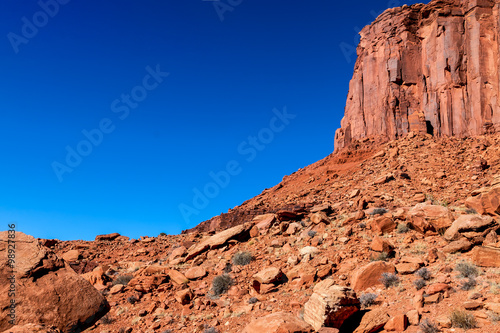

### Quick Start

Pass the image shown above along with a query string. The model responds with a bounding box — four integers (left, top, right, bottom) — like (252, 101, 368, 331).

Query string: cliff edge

(335, 0, 500, 151)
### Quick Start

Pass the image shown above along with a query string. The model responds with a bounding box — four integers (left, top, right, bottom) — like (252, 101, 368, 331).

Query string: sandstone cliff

(335, 0, 500, 151)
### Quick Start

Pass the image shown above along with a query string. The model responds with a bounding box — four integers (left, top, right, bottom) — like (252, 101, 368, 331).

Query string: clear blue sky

(0, 0, 421, 240)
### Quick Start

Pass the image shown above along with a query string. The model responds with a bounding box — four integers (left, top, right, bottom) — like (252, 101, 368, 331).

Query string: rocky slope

(2, 133, 499, 333)
(334, 0, 500, 151)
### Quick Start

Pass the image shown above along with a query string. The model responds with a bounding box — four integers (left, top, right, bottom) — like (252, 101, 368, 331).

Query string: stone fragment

(242, 312, 313, 333)
(408, 204, 453, 233)
(175, 289, 193, 305)
(472, 246, 500, 267)
(303, 280, 360, 330)
(62, 250, 80, 262)
(350, 261, 396, 292)
(353, 309, 390, 333)
(443, 215, 496, 241)
(184, 266, 207, 280)
(95, 233, 121, 241)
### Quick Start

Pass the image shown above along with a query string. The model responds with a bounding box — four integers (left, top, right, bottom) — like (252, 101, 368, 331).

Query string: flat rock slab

(186, 223, 253, 260)
(242, 312, 313, 333)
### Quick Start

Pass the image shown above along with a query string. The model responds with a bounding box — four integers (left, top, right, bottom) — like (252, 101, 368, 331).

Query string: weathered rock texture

(0, 232, 109, 333)
(335, 0, 500, 151)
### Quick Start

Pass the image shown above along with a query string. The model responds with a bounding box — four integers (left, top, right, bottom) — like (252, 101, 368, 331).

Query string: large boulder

(303, 279, 360, 330)
(472, 246, 500, 267)
(0, 232, 109, 332)
(408, 204, 453, 234)
(242, 312, 313, 333)
(466, 186, 500, 216)
(443, 215, 497, 241)
(350, 261, 396, 292)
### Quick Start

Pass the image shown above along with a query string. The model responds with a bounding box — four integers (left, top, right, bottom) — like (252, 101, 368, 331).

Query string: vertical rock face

(335, 0, 500, 151)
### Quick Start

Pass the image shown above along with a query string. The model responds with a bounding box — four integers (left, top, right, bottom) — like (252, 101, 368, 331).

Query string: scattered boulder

(370, 216, 396, 234)
(0, 232, 109, 332)
(370, 236, 394, 253)
(472, 246, 500, 267)
(252, 267, 285, 294)
(242, 312, 313, 333)
(184, 266, 207, 280)
(61, 250, 80, 262)
(408, 204, 453, 233)
(353, 309, 390, 333)
(186, 223, 253, 260)
(443, 215, 497, 241)
(303, 279, 360, 330)
(350, 261, 396, 292)
(95, 233, 121, 241)
(465, 186, 500, 216)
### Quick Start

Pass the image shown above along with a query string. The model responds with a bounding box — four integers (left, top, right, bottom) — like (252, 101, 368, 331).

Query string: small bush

(127, 295, 138, 304)
(211, 274, 233, 297)
(455, 261, 478, 278)
(491, 282, 500, 295)
(489, 311, 500, 323)
(113, 274, 134, 286)
(397, 223, 409, 234)
(461, 277, 477, 291)
(358, 222, 366, 229)
(450, 310, 477, 329)
(370, 208, 388, 216)
(248, 297, 259, 304)
(307, 230, 317, 238)
(100, 314, 114, 325)
(232, 251, 252, 266)
(380, 272, 400, 288)
(371, 252, 389, 262)
(203, 328, 218, 333)
(415, 267, 431, 280)
(465, 208, 477, 214)
(419, 318, 439, 333)
(359, 293, 377, 308)
(159, 232, 167, 236)
(414, 278, 426, 290)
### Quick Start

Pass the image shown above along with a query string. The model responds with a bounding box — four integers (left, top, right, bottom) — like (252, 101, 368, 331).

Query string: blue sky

(0, 0, 422, 240)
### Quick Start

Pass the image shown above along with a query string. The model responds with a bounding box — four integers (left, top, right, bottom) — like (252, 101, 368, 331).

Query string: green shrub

(450, 310, 477, 329)
(419, 318, 438, 333)
(455, 261, 478, 278)
(369, 208, 388, 216)
(380, 272, 399, 288)
(307, 230, 317, 238)
(359, 293, 377, 308)
(232, 251, 252, 266)
(113, 274, 134, 286)
(415, 267, 431, 280)
(414, 278, 426, 290)
(211, 274, 233, 297)
(461, 277, 477, 291)
(396, 223, 409, 234)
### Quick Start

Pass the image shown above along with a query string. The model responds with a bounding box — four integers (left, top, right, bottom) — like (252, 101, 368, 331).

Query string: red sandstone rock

(242, 312, 313, 333)
(351, 261, 396, 292)
(335, 0, 500, 151)
(303, 280, 360, 330)
(0, 232, 109, 332)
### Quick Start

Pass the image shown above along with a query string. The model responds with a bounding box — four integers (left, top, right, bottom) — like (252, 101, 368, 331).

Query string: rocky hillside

(335, 0, 500, 151)
(2, 133, 499, 332)
(2, 0, 500, 332)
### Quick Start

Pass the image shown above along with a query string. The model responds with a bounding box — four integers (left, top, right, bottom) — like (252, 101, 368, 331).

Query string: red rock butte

(335, 0, 500, 151)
